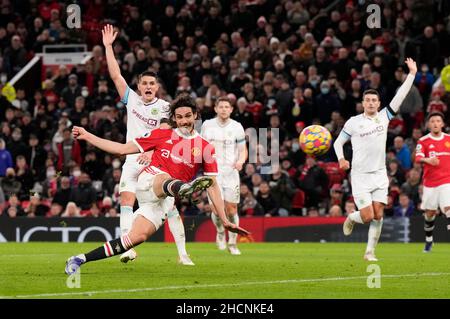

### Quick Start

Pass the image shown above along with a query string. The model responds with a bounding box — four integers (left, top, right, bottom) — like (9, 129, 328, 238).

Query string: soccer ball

(299, 125, 332, 156)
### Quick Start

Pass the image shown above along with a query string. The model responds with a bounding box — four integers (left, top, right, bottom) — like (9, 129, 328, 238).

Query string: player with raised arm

(201, 97, 248, 255)
(65, 94, 250, 274)
(414, 112, 450, 252)
(102, 24, 192, 265)
(333, 58, 417, 261)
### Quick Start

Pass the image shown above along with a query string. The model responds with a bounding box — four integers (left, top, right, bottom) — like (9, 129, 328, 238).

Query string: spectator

(1, 167, 21, 199)
(56, 128, 82, 174)
(7, 127, 28, 161)
(405, 128, 423, 156)
(306, 206, 320, 217)
(15, 155, 34, 200)
(393, 193, 416, 217)
(25, 134, 47, 181)
(387, 159, 406, 186)
(328, 183, 344, 211)
(400, 168, 422, 206)
(24, 193, 49, 217)
(328, 205, 343, 217)
(52, 176, 72, 210)
(2, 194, 24, 217)
(81, 151, 103, 181)
(269, 165, 296, 216)
(61, 201, 81, 217)
(69, 172, 97, 214)
(344, 200, 356, 216)
(2, 35, 27, 78)
(294, 156, 329, 209)
(0, 138, 13, 177)
(238, 183, 263, 217)
(393, 136, 412, 170)
(256, 181, 278, 216)
(46, 202, 62, 217)
(60, 74, 82, 108)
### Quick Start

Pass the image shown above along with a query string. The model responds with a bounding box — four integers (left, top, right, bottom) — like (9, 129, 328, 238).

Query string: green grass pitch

(0, 242, 449, 299)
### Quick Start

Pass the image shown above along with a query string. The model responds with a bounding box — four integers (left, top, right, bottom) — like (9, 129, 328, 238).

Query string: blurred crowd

(0, 0, 449, 219)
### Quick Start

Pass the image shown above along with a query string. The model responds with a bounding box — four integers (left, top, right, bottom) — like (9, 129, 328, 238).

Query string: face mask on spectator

(112, 160, 121, 169)
(240, 62, 248, 70)
(73, 170, 81, 177)
(81, 88, 89, 98)
(321, 87, 330, 94)
(310, 79, 318, 87)
(292, 142, 300, 152)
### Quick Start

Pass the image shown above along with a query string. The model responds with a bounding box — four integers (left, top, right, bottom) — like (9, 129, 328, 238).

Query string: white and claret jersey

(201, 118, 246, 174)
(341, 107, 395, 173)
(121, 86, 170, 142)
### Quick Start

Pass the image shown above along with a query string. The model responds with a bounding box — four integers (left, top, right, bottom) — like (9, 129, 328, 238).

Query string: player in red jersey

(65, 94, 249, 274)
(415, 112, 450, 252)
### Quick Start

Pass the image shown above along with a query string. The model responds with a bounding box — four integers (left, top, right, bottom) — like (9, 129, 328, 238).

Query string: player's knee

(120, 192, 136, 206)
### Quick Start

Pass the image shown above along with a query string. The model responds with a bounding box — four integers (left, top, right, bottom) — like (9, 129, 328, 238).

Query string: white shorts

(420, 184, 450, 212)
(134, 166, 175, 231)
(119, 154, 146, 194)
(351, 169, 389, 209)
(208, 169, 240, 204)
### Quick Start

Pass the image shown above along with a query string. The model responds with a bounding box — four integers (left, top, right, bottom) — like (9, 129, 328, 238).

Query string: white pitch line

(0, 254, 61, 258)
(1, 272, 449, 299)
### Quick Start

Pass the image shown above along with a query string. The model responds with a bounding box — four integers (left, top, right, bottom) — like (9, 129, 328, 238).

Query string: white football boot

(363, 251, 378, 262)
(228, 244, 241, 255)
(178, 254, 195, 266)
(343, 216, 355, 236)
(120, 248, 137, 263)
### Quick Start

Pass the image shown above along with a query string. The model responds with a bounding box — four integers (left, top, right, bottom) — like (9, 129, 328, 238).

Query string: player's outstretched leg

(211, 213, 226, 250)
(423, 212, 436, 253)
(65, 215, 155, 275)
(66, 233, 135, 275)
(167, 207, 194, 266)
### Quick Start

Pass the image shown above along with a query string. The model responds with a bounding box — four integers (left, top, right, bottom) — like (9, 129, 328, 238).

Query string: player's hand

(72, 126, 89, 140)
(224, 221, 251, 236)
(405, 57, 417, 75)
(235, 162, 244, 171)
(137, 151, 153, 166)
(426, 157, 440, 166)
(338, 158, 350, 170)
(102, 24, 118, 47)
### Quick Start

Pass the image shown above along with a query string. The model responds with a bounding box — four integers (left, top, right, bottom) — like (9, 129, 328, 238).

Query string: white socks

(120, 206, 134, 234)
(366, 218, 383, 254)
(211, 212, 225, 234)
(228, 214, 239, 245)
(349, 211, 364, 224)
(167, 209, 187, 257)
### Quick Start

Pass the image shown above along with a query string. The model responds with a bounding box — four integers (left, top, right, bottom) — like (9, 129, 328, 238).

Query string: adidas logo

(429, 144, 435, 149)
(165, 139, 173, 144)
